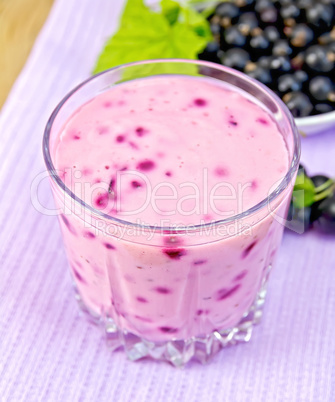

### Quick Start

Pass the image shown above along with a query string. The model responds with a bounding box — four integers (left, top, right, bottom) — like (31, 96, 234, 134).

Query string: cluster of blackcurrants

(287, 164, 335, 234)
(199, 0, 335, 118)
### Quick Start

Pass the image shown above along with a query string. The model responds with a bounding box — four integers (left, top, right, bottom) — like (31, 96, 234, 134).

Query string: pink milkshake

(44, 60, 300, 365)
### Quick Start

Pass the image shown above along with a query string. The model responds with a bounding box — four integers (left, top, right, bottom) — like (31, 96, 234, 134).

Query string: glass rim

(43, 58, 301, 233)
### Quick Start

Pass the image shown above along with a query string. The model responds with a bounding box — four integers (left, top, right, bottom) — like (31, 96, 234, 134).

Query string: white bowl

(295, 110, 335, 136)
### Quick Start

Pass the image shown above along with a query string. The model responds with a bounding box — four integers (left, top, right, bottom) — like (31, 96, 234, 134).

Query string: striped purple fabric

(0, 0, 334, 400)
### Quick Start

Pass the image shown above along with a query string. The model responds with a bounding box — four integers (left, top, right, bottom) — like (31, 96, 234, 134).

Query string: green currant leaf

(93, 0, 212, 75)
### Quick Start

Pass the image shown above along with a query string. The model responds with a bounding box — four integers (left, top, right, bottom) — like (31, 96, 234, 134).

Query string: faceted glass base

(74, 271, 269, 367)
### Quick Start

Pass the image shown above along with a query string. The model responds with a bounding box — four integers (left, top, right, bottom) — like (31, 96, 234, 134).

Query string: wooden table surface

(0, 0, 53, 108)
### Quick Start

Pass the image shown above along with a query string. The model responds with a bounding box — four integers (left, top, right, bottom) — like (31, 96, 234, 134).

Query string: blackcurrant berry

(258, 55, 272, 69)
(245, 62, 272, 84)
(297, 0, 314, 9)
(314, 196, 335, 234)
(280, 4, 300, 20)
(318, 28, 335, 45)
(223, 26, 247, 47)
(305, 45, 334, 73)
(237, 12, 258, 34)
(278, 74, 302, 93)
(215, 2, 240, 20)
(221, 48, 250, 70)
(310, 175, 331, 224)
(250, 32, 271, 52)
(283, 91, 313, 117)
(294, 70, 309, 84)
(289, 24, 314, 48)
(260, 6, 278, 23)
(269, 55, 292, 77)
(210, 23, 221, 36)
(264, 26, 281, 43)
(255, 0, 273, 13)
(309, 76, 334, 101)
(306, 3, 334, 29)
(273, 40, 293, 56)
